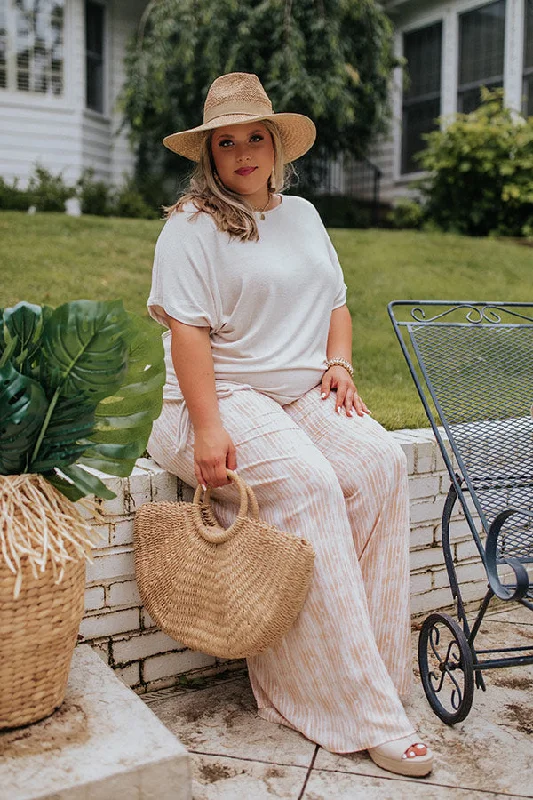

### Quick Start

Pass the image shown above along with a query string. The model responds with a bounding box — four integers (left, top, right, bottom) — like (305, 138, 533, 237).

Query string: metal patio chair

(388, 301, 533, 723)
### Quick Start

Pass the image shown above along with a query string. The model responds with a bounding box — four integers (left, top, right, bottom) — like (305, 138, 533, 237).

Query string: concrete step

(0, 645, 191, 800)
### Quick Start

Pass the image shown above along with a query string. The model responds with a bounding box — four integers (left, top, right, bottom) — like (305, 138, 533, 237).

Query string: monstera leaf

(0, 302, 51, 379)
(39, 299, 129, 401)
(79, 312, 165, 477)
(29, 395, 97, 473)
(0, 299, 165, 500)
(0, 361, 48, 475)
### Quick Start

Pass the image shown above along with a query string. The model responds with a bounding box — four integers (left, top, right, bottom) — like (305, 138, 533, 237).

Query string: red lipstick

(235, 167, 257, 176)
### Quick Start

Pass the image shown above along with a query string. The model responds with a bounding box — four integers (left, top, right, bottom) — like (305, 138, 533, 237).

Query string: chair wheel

(418, 612, 474, 724)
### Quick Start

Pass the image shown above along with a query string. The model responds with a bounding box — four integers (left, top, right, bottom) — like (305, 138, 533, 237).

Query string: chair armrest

(485, 508, 532, 600)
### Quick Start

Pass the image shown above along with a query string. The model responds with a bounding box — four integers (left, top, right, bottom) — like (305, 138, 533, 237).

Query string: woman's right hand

(194, 425, 237, 488)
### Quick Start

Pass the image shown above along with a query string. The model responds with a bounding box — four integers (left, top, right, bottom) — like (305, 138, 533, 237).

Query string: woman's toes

(403, 743, 427, 759)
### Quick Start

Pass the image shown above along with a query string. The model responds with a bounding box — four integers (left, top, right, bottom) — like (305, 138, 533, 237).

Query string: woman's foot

(367, 735, 434, 777)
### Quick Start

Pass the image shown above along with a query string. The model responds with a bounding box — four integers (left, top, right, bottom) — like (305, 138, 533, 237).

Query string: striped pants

(147, 384, 416, 753)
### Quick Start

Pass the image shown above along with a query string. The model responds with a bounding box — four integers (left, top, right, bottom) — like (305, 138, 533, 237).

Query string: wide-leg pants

(147, 384, 416, 753)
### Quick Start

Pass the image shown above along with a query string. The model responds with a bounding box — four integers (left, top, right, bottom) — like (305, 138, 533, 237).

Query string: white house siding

(0, 0, 147, 189)
(375, 0, 528, 203)
(81, 110, 112, 180)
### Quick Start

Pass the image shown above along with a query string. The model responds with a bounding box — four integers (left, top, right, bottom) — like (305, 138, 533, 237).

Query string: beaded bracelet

(325, 357, 354, 378)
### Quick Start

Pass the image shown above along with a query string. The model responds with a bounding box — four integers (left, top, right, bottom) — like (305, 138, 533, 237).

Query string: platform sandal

(367, 735, 434, 778)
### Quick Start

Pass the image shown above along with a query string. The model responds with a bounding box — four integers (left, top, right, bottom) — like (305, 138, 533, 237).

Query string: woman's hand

(321, 365, 369, 417)
(194, 424, 237, 488)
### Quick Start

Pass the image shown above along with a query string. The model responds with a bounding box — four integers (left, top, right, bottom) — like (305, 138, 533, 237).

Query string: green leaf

(0, 361, 48, 474)
(29, 395, 98, 473)
(39, 299, 130, 402)
(59, 463, 116, 500)
(2, 302, 45, 369)
(79, 440, 149, 477)
(79, 312, 165, 477)
(44, 470, 87, 502)
(0, 326, 19, 369)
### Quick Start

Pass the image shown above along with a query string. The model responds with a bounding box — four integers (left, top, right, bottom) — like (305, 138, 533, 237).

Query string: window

(401, 22, 442, 174)
(0, 0, 65, 95)
(457, 0, 506, 114)
(0, 4, 7, 89)
(524, 0, 533, 115)
(85, 1, 104, 113)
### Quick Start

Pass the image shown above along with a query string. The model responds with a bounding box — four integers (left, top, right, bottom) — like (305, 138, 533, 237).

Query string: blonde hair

(163, 120, 294, 242)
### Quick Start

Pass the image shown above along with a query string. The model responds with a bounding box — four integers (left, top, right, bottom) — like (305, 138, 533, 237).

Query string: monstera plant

(0, 299, 165, 498)
(0, 299, 165, 730)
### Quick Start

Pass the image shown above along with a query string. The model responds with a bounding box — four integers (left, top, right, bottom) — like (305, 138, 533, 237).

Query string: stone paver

(0, 645, 190, 800)
(191, 754, 308, 799)
(144, 672, 315, 768)
(144, 607, 533, 799)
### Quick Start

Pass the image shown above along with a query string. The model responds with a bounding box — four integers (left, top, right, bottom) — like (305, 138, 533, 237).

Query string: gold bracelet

(325, 357, 354, 378)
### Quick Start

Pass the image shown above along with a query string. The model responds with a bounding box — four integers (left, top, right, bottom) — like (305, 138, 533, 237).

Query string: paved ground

(143, 605, 533, 799)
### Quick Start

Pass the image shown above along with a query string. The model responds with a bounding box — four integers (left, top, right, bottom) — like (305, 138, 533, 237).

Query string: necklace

(253, 194, 271, 220)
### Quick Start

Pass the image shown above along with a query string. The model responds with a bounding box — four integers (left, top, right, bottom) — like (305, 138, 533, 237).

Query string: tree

(119, 0, 397, 193)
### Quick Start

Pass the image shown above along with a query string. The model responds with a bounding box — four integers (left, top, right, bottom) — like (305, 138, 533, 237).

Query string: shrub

(417, 88, 533, 237)
(76, 168, 113, 216)
(388, 199, 425, 230)
(0, 177, 30, 211)
(28, 165, 75, 212)
(114, 176, 159, 219)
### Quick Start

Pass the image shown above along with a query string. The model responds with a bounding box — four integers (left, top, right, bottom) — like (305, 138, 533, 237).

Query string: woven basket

(134, 470, 315, 659)
(0, 556, 85, 729)
(0, 474, 93, 730)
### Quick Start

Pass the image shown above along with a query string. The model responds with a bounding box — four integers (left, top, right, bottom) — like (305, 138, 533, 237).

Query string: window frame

(456, 0, 506, 114)
(85, 0, 107, 116)
(1, 0, 68, 99)
(523, 0, 533, 115)
(400, 20, 444, 177)
(0, 0, 72, 108)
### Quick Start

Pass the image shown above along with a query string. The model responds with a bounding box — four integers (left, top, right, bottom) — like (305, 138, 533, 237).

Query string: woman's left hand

(321, 365, 369, 417)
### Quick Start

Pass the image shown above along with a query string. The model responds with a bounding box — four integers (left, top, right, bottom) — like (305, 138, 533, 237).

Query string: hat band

(204, 99, 273, 124)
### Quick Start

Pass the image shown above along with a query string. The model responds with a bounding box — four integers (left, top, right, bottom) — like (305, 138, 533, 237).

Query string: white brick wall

(75, 427, 522, 693)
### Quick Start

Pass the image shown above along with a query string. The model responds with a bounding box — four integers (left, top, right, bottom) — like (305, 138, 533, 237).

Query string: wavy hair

(163, 120, 294, 242)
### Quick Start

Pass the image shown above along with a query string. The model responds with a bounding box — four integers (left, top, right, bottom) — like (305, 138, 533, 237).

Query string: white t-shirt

(147, 194, 347, 450)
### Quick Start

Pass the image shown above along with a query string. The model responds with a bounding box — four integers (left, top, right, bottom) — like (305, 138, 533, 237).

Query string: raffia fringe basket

(134, 470, 315, 660)
(0, 474, 97, 730)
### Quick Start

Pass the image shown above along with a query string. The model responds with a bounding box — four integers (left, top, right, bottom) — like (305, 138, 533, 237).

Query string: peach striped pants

(147, 384, 416, 753)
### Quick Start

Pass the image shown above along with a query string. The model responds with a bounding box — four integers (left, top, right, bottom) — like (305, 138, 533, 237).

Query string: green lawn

(2, 211, 532, 430)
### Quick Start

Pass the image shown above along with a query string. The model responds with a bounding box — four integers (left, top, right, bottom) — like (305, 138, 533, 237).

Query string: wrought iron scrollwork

(409, 303, 533, 325)
(418, 613, 474, 724)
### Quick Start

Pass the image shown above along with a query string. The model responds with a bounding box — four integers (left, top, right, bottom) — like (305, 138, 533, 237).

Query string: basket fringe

(0, 474, 102, 600)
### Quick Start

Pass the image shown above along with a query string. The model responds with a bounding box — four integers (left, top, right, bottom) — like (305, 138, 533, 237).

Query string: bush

(114, 176, 159, 219)
(28, 165, 75, 212)
(388, 199, 425, 229)
(417, 88, 533, 237)
(77, 168, 113, 216)
(0, 177, 30, 211)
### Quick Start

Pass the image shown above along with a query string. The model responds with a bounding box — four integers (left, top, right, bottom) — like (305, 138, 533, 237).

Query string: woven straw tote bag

(134, 470, 315, 659)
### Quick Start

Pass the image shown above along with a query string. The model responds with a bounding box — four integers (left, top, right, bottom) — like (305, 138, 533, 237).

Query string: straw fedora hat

(163, 72, 316, 163)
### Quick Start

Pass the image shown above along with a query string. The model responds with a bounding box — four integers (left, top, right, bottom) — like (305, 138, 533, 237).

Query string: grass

(2, 211, 533, 430)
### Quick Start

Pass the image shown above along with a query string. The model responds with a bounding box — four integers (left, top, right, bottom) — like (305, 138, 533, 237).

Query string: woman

(147, 72, 434, 777)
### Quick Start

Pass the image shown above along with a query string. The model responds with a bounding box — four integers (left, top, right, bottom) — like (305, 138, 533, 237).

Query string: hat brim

(163, 112, 316, 163)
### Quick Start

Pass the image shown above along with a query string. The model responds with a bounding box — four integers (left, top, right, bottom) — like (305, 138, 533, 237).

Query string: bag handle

(200, 483, 260, 523)
(192, 470, 260, 544)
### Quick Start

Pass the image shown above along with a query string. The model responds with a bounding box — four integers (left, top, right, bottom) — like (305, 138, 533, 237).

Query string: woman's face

(210, 121, 275, 198)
